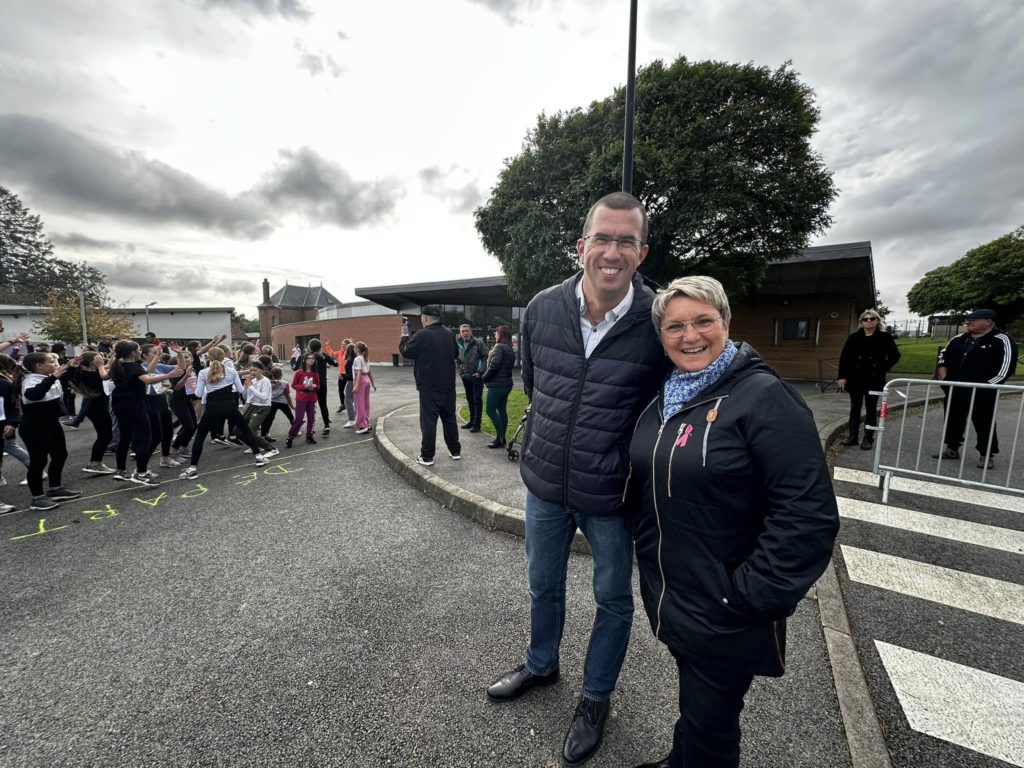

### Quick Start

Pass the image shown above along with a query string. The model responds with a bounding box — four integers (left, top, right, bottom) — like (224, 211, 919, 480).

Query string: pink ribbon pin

(676, 424, 694, 447)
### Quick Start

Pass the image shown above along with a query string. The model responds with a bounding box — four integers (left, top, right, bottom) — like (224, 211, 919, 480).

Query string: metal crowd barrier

(869, 377, 1024, 503)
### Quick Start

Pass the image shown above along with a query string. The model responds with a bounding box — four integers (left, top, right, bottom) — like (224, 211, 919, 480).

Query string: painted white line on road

(838, 497, 1024, 555)
(841, 545, 1024, 625)
(834, 466, 1024, 514)
(875, 641, 1024, 767)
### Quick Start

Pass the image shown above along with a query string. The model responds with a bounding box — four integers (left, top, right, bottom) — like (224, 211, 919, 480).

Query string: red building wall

(270, 316, 404, 364)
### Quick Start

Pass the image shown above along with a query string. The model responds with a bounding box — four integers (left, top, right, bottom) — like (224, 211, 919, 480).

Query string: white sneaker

(159, 456, 181, 468)
(355, 427, 370, 434)
(262, 447, 280, 458)
(0, 502, 15, 514)
(179, 466, 199, 480)
(243, 448, 253, 454)
(416, 456, 434, 466)
(343, 421, 356, 428)
(254, 454, 268, 467)
(0, 474, 6, 487)
(20, 472, 47, 486)
(449, 452, 461, 460)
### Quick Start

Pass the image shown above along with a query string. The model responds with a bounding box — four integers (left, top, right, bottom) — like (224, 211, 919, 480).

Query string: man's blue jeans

(524, 490, 634, 701)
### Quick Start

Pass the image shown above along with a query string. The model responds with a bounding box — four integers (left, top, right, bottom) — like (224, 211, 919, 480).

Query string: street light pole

(621, 0, 638, 194)
(144, 301, 158, 334)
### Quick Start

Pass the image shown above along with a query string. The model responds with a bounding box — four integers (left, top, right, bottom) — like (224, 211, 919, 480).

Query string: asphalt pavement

(832, 398, 1024, 768)
(0, 366, 852, 767)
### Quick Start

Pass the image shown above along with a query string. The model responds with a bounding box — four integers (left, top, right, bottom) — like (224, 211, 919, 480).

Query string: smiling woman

(627, 274, 839, 768)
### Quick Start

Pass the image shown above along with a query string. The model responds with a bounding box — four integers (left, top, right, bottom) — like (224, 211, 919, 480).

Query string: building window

(271, 315, 277, 327)
(782, 318, 811, 341)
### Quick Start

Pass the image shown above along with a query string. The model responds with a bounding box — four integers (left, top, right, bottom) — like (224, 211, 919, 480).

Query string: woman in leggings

(65, 351, 115, 474)
(178, 347, 276, 480)
(108, 341, 181, 487)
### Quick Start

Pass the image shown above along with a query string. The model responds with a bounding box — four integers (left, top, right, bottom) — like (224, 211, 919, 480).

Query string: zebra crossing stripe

(833, 466, 1024, 514)
(841, 545, 1024, 625)
(838, 497, 1024, 555)
(875, 640, 1024, 767)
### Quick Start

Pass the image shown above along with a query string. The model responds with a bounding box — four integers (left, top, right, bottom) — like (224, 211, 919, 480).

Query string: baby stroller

(506, 408, 529, 462)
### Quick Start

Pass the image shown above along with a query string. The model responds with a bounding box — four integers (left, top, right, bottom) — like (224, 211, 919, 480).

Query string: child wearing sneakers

(178, 347, 271, 480)
(14, 352, 83, 510)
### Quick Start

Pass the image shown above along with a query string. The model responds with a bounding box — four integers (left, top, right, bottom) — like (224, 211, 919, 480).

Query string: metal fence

(869, 377, 1024, 503)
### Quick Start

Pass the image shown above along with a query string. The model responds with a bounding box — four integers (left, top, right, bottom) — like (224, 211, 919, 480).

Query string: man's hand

(836, 378, 847, 392)
(69, 355, 83, 368)
(54, 364, 69, 378)
(3, 425, 14, 438)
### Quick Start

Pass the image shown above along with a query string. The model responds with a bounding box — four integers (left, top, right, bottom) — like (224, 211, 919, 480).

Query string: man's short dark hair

(145, 332, 156, 338)
(582, 192, 648, 241)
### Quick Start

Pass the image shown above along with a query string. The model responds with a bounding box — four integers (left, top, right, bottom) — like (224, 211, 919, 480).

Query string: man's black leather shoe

(562, 696, 610, 766)
(461, 423, 473, 429)
(486, 664, 559, 700)
(633, 758, 670, 768)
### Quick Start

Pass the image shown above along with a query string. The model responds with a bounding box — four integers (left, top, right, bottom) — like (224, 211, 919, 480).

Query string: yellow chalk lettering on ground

(12, 518, 69, 541)
(181, 484, 209, 499)
(263, 463, 303, 475)
(133, 492, 168, 508)
(233, 471, 259, 486)
(83, 505, 118, 521)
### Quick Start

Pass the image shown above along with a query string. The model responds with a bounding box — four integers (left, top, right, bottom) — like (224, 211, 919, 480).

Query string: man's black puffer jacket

(520, 272, 666, 515)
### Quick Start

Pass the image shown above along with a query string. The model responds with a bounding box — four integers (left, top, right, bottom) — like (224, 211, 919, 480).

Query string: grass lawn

(890, 337, 945, 375)
(457, 388, 530, 437)
(890, 336, 1022, 381)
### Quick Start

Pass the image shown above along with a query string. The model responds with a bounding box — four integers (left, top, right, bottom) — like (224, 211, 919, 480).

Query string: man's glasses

(660, 316, 721, 338)
(582, 234, 643, 256)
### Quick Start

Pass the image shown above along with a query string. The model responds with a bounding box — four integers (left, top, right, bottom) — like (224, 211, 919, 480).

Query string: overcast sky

(2, 0, 1021, 317)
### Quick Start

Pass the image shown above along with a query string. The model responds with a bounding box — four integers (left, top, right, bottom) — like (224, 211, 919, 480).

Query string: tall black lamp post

(622, 0, 638, 194)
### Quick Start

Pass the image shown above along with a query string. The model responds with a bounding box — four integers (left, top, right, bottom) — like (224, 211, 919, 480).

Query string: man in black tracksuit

(936, 308, 1018, 468)
(398, 305, 460, 465)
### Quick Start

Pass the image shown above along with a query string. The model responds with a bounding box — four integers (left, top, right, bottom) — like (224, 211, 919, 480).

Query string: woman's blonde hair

(651, 275, 732, 333)
(207, 347, 226, 385)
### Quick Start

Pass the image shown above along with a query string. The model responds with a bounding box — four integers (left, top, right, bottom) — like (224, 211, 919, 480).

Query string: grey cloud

(202, 0, 312, 21)
(255, 147, 402, 227)
(295, 40, 344, 78)
(466, 0, 541, 25)
(51, 232, 136, 253)
(91, 253, 257, 296)
(337, 30, 349, 41)
(417, 166, 485, 214)
(0, 114, 274, 239)
(1, 115, 396, 237)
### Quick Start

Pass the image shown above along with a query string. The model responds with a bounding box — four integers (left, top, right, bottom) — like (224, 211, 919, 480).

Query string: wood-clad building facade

(354, 241, 876, 380)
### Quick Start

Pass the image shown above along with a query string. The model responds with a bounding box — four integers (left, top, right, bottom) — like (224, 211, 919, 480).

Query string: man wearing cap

(935, 309, 1018, 468)
(398, 305, 461, 466)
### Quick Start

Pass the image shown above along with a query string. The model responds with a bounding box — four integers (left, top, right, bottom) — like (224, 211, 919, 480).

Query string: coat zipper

(652, 420, 668, 639)
(563, 358, 590, 504)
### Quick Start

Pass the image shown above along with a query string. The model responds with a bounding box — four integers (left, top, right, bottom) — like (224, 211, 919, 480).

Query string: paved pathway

(0, 367, 851, 767)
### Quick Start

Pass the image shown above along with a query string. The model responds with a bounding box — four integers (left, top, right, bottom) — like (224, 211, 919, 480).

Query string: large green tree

(475, 57, 837, 302)
(907, 225, 1024, 328)
(0, 185, 107, 306)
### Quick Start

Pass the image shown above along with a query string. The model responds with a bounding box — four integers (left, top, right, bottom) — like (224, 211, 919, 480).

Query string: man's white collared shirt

(575, 278, 634, 358)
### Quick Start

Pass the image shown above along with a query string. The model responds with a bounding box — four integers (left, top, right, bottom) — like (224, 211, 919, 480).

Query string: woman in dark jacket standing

(627, 276, 839, 768)
(481, 324, 515, 448)
(837, 309, 901, 449)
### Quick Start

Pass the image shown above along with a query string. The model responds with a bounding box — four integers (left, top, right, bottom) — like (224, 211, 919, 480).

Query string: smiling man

(486, 192, 668, 766)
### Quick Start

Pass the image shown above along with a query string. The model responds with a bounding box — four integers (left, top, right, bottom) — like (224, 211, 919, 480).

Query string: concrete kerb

(373, 404, 592, 554)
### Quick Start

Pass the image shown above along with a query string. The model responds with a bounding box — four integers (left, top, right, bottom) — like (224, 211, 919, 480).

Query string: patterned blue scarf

(662, 339, 738, 421)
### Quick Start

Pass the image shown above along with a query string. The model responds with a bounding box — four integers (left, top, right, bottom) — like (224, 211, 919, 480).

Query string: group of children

(0, 333, 376, 513)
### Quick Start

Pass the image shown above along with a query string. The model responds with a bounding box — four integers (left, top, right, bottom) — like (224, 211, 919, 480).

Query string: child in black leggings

(14, 352, 82, 510)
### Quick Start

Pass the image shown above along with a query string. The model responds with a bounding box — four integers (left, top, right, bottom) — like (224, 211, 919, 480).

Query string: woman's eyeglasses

(660, 316, 721, 338)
